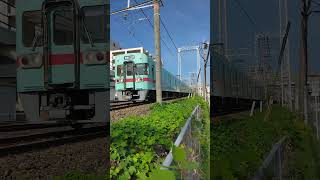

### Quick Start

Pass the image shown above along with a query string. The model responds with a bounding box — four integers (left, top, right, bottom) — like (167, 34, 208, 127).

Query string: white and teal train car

(16, 0, 109, 123)
(114, 48, 191, 101)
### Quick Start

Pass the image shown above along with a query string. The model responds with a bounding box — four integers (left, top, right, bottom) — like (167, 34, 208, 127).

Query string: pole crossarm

(111, 0, 155, 15)
(178, 46, 200, 53)
(177, 45, 201, 82)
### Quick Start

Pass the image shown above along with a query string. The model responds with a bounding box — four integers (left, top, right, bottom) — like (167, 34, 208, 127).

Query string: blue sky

(111, 0, 210, 84)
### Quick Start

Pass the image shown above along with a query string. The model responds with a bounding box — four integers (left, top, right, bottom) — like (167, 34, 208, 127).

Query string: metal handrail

(252, 136, 287, 180)
(161, 105, 200, 169)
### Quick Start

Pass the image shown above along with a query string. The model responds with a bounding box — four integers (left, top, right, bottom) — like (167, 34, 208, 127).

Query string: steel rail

(0, 124, 108, 157)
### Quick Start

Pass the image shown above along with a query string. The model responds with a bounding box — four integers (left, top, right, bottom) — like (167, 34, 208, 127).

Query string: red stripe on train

(16, 53, 84, 66)
(50, 53, 84, 65)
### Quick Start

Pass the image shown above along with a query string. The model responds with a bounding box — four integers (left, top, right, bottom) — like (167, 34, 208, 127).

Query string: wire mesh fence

(161, 105, 203, 179)
(252, 136, 287, 180)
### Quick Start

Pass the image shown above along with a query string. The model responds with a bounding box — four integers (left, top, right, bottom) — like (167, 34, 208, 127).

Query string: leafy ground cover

(53, 171, 107, 180)
(211, 105, 320, 179)
(110, 96, 209, 179)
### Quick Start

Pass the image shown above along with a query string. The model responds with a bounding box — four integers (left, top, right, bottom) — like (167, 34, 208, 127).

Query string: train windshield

(53, 8, 73, 45)
(82, 5, 107, 43)
(126, 62, 134, 76)
(135, 63, 148, 75)
(22, 11, 43, 47)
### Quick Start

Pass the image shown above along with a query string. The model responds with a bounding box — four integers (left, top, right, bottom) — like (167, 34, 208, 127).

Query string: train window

(22, 11, 43, 47)
(53, 10, 73, 45)
(82, 5, 107, 43)
(126, 62, 134, 76)
(117, 65, 123, 76)
(135, 63, 148, 75)
(53, 9, 73, 45)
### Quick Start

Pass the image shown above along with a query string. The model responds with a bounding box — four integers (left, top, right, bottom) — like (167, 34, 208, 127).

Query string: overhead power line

(132, 0, 176, 56)
(232, 0, 259, 31)
(160, 17, 178, 51)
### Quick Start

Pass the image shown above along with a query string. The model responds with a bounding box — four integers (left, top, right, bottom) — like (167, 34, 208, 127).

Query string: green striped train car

(114, 49, 191, 101)
(16, 0, 109, 123)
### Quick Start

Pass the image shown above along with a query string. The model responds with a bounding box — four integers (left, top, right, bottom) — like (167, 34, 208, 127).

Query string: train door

(123, 61, 135, 90)
(45, 3, 77, 87)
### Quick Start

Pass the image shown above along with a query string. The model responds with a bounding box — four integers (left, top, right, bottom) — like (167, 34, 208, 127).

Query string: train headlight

(86, 52, 95, 62)
(84, 51, 106, 65)
(33, 53, 42, 65)
(21, 56, 29, 65)
(19, 53, 43, 68)
(117, 79, 124, 83)
(136, 78, 143, 82)
(96, 52, 104, 61)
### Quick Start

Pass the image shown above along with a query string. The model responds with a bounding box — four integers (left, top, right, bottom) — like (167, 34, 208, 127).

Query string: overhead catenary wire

(232, 0, 259, 31)
(132, 0, 176, 56)
(160, 16, 178, 51)
(113, 16, 145, 46)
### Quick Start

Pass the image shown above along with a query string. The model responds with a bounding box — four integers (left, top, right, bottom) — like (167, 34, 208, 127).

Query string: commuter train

(114, 48, 191, 101)
(16, 0, 109, 124)
(211, 50, 264, 112)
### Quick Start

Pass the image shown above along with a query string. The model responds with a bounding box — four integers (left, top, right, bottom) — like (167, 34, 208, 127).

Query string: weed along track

(110, 97, 210, 179)
(211, 105, 320, 179)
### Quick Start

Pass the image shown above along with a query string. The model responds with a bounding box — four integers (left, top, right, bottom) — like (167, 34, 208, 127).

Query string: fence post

(250, 101, 256, 117)
(278, 146, 282, 180)
(260, 101, 263, 112)
(316, 96, 319, 139)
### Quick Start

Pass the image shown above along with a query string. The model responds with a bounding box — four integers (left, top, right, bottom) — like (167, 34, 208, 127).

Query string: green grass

(211, 105, 320, 179)
(53, 171, 108, 180)
(110, 96, 209, 179)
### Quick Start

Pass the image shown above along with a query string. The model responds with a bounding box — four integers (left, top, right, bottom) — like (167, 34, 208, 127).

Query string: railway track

(0, 97, 184, 156)
(110, 97, 184, 111)
(0, 123, 108, 157)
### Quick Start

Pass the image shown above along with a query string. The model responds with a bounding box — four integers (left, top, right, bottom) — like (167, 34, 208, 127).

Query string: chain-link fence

(161, 105, 203, 179)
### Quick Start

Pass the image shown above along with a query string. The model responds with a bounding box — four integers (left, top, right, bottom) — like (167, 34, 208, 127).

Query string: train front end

(114, 53, 155, 101)
(16, 0, 109, 123)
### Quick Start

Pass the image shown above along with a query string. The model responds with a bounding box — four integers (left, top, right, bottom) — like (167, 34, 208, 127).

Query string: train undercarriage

(115, 89, 189, 102)
(19, 90, 109, 124)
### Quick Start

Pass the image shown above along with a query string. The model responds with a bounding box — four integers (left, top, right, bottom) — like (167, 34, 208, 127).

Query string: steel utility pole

(279, 0, 284, 107)
(203, 42, 210, 101)
(223, 0, 228, 58)
(279, 0, 292, 110)
(299, 0, 311, 123)
(284, 0, 292, 111)
(154, 0, 162, 103)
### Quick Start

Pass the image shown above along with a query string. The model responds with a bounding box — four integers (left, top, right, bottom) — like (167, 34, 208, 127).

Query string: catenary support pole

(154, 0, 162, 103)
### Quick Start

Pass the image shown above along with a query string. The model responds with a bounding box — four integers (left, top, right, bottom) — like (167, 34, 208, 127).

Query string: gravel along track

(110, 103, 153, 121)
(0, 97, 183, 179)
(110, 98, 186, 121)
(0, 137, 108, 179)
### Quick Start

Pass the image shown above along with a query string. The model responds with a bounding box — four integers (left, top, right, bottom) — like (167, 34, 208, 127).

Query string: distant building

(110, 47, 150, 71)
(110, 40, 121, 70)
